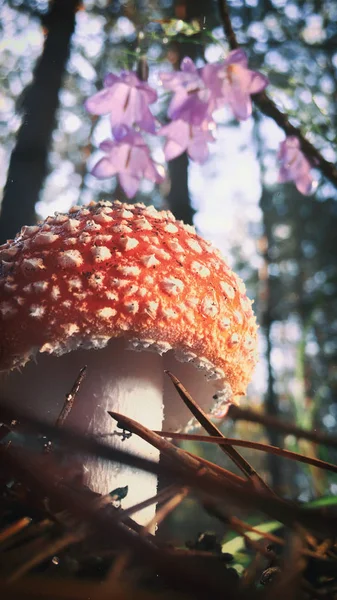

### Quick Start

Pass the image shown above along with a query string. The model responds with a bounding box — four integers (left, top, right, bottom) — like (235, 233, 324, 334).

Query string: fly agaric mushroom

(0, 200, 258, 523)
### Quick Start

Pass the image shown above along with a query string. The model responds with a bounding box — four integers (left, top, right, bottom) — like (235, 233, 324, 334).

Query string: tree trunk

(259, 193, 282, 490)
(0, 0, 80, 244)
(165, 0, 206, 225)
(167, 154, 195, 225)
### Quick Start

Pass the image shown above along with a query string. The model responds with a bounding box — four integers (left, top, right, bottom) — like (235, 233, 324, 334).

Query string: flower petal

(296, 173, 314, 195)
(86, 70, 157, 131)
(169, 93, 209, 125)
(104, 72, 119, 87)
(278, 136, 300, 160)
(228, 64, 254, 92)
(278, 137, 315, 195)
(92, 157, 118, 179)
(99, 139, 115, 152)
(112, 124, 131, 141)
(201, 63, 224, 97)
(188, 137, 209, 164)
(144, 160, 165, 183)
(159, 120, 189, 160)
(181, 56, 197, 73)
(248, 71, 269, 94)
(126, 88, 156, 132)
(127, 146, 149, 178)
(137, 107, 156, 133)
(120, 71, 158, 102)
(164, 139, 186, 161)
(278, 165, 293, 183)
(136, 81, 158, 104)
(230, 91, 252, 120)
(85, 88, 115, 115)
(118, 172, 141, 198)
(226, 49, 248, 68)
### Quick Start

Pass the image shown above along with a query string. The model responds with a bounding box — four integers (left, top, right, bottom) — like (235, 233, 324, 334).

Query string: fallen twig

(7, 530, 86, 583)
(224, 404, 337, 449)
(155, 431, 337, 475)
(109, 410, 247, 490)
(2, 447, 239, 597)
(143, 487, 189, 535)
(55, 366, 87, 429)
(107, 411, 337, 536)
(165, 371, 274, 495)
(2, 404, 337, 536)
(0, 517, 31, 546)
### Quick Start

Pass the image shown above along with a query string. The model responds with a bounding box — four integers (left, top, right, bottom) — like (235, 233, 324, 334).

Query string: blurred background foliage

(0, 0, 337, 542)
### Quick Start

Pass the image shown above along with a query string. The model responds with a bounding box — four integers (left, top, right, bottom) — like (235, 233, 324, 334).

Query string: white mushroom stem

(1, 338, 225, 526)
(76, 340, 164, 524)
(1, 338, 164, 525)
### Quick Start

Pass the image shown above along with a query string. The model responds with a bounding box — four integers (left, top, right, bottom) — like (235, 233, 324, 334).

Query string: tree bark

(167, 154, 195, 225)
(259, 192, 282, 490)
(0, 0, 80, 244)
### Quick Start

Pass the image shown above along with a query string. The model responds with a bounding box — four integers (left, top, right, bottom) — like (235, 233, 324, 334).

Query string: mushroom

(0, 200, 258, 523)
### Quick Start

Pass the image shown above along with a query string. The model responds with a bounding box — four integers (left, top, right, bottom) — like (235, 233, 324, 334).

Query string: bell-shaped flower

(159, 119, 214, 164)
(204, 50, 268, 120)
(200, 61, 227, 116)
(278, 136, 315, 195)
(159, 57, 210, 126)
(160, 52, 268, 125)
(85, 71, 157, 132)
(92, 125, 164, 198)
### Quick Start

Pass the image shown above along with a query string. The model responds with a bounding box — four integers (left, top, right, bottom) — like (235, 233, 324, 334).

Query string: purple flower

(92, 125, 164, 198)
(159, 52, 268, 126)
(85, 71, 157, 132)
(159, 57, 210, 126)
(159, 119, 214, 164)
(203, 50, 268, 120)
(200, 62, 227, 116)
(278, 136, 315, 195)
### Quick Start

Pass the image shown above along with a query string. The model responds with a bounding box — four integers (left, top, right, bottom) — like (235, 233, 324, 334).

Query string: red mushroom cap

(0, 201, 258, 397)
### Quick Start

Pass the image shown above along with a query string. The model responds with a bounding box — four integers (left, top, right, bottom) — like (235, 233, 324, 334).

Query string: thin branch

(102, 485, 183, 582)
(55, 366, 87, 428)
(205, 503, 336, 573)
(0, 520, 52, 554)
(224, 404, 337, 449)
(217, 0, 337, 188)
(267, 532, 306, 600)
(0, 518, 32, 546)
(205, 502, 272, 558)
(106, 411, 337, 535)
(183, 450, 250, 486)
(108, 410, 247, 489)
(106, 484, 181, 522)
(0, 423, 11, 441)
(0, 401, 161, 477)
(2, 449, 239, 597)
(253, 92, 337, 186)
(2, 403, 337, 536)
(165, 371, 275, 495)
(155, 431, 337, 475)
(7, 530, 85, 583)
(142, 487, 189, 535)
(218, 0, 239, 50)
(229, 516, 332, 562)
(44, 365, 86, 454)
